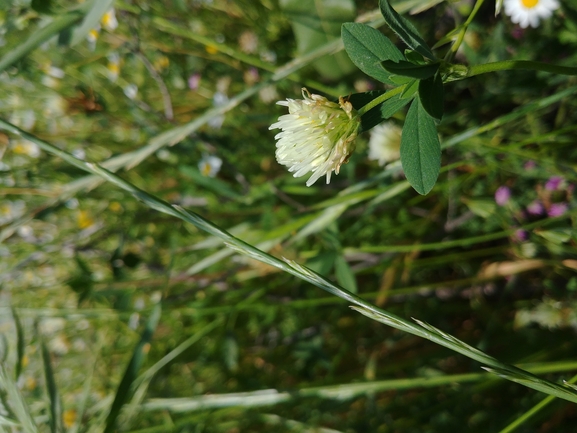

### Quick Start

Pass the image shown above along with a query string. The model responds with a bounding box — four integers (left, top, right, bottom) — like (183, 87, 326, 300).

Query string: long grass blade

(103, 303, 162, 433)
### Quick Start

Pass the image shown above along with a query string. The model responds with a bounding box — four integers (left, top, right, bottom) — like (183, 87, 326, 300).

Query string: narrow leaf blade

(378, 0, 435, 60)
(381, 59, 439, 79)
(104, 303, 162, 433)
(400, 98, 441, 194)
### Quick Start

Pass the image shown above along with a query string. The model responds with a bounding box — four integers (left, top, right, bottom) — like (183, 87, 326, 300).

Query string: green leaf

(379, 0, 436, 60)
(381, 59, 439, 79)
(334, 255, 358, 294)
(348, 90, 410, 132)
(418, 73, 444, 121)
(400, 98, 441, 194)
(280, 0, 356, 80)
(341, 22, 404, 84)
(31, 0, 53, 14)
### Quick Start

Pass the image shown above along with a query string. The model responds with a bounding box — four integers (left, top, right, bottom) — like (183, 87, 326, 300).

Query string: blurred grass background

(1, 0, 577, 431)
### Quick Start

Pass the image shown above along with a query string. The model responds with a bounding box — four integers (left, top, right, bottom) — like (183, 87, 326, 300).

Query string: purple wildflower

(527, 200, 545, 216)
(545, 176, 564, 191)
(495, 186, 511, 206)
(548, 203, 568, 217)
(523, 160, 536, 170)
(515, 229, 529, 242)
(188, 73, 201, 90)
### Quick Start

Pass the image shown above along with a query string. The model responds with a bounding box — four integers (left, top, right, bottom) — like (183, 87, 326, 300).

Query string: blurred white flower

(107, 53, 120, 82)
(44, 94, 66, 117)
(123, 83, 138, 99)
(368, 122, 402, 166)
(0, 200, 25, 225)
(239, 30, 258, 54)
(503, 0, 558, 28)
(270, 88, 360, 186)
(198, 154, 223, 177)
(101, 8, 118, 31)
(259, 85, 278, 104)
(11, 139, 40, 158)
(87, 26, 100, 51)
(39, 317, 66, 336)
(208, 91, 229, 129)
(10, 109, 36, 130)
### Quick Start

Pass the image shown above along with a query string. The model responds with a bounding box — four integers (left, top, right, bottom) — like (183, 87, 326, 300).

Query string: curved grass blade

(104, 303, 162, 433)
(40, 339, 62, 433)
(11, 308, 25, 380)
(0, 6, 87, 73)
(2, 119, 577, 406)
(0, 365, 38, 433)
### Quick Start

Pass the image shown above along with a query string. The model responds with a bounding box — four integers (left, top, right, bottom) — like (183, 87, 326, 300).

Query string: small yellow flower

(77, 210, 94, 229)
(270, 88, 361, 186)
(63, 410, 77, 429)
(154, 55, 170, 71)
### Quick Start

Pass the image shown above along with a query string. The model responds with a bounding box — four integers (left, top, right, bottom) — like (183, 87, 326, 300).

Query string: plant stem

(445, 0, 486, 63)
(357, 84, 406, 116)
(465, 60, 577, 78)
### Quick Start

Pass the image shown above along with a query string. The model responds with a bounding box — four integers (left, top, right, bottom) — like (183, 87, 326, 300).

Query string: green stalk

(465, 60, 577, 79)
(2, 118, 577, 405)
(357, 85, 406, 116)
(499, 373, 577, 433)
(445, 0, 486, 63)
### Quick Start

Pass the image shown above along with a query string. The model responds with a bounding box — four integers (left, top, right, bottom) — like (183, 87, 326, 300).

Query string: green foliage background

(1, 0, 577, 431)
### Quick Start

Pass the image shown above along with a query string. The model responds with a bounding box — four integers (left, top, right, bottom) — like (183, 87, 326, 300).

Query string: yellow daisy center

(521, 0, 539, 8)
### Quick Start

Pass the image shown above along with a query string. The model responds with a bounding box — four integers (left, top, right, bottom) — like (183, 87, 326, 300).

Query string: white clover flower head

(503, 0, 559, 28)
(368, 122, 402, 166)
(269, 88, 361, 187)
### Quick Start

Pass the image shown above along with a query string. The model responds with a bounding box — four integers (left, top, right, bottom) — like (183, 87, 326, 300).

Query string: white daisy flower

(107, 53, 121, 82)
(368, 122, 402, 166)
(101, 8, 118, 31)
(503, 0, 559, 28)
(198, 154, 223, 177)
(123, 83, 138, 100)
(269, 88, 361, 187)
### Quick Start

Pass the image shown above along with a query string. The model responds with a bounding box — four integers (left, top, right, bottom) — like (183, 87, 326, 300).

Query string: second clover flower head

(269, 88, 361, 187)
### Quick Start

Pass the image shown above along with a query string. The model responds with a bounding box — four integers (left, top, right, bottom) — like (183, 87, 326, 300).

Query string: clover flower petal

(269, 88, 360, 186)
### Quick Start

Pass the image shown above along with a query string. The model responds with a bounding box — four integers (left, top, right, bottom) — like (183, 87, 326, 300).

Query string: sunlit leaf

(341, 22, 404, 84)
